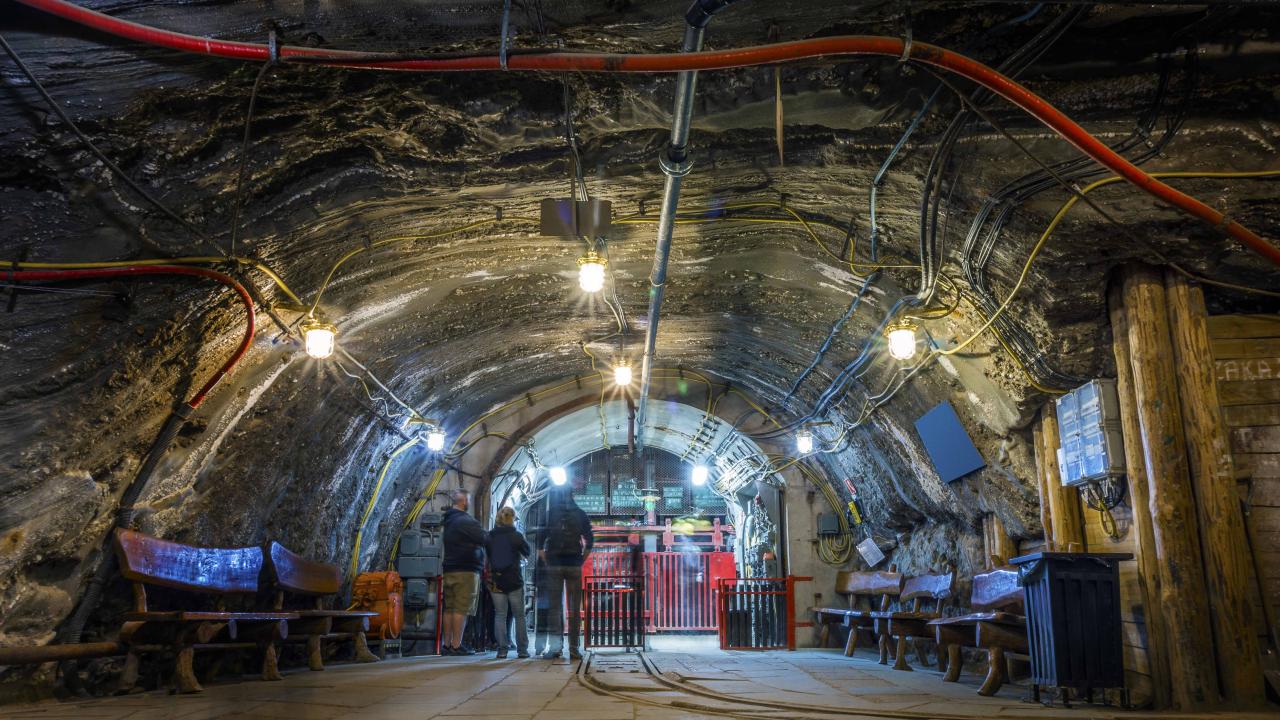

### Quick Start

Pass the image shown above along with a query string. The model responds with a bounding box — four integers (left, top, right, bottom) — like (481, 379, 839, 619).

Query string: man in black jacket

(539, 484, 594, 660)
(442, 488, 486, 655)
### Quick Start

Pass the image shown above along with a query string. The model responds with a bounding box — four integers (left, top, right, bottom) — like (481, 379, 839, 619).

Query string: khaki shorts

(443, 571, 480, 615)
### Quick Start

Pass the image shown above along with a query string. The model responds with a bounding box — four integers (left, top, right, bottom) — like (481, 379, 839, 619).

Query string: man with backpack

(485, 506, 531, 659)
(539, 483, 594, 660)
(441, 488, 486, 656)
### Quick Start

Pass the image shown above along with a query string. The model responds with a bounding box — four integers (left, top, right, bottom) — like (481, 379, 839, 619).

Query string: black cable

(228, 56, 275, 256)
(0, 33, 225, 258)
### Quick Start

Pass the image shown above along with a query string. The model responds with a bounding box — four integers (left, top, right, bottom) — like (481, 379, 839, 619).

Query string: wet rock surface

(0, 0, 1278, 694)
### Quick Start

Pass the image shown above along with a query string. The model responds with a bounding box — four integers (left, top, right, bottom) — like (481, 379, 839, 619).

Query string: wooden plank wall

(1208, 313, 1280, 642)
(1080, 489, 1153, 702)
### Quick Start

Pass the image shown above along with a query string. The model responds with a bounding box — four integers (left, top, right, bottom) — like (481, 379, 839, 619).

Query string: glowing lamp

(691, 464, 709, 486)
(796, 430, 814, 455)
(550, 466, 568, 486)
(301, 319, 337, 359)
(885, 321, 918, 360)
(613, 364, 632, 387)
(577, 252, 606, 293)
(426, 429, 446, 452)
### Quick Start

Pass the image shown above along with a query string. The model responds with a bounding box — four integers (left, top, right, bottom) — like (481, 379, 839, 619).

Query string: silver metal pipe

(635, 24, 703, 448)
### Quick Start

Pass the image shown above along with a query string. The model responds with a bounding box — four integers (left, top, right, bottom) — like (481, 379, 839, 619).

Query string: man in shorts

(441, 488, 486, 655)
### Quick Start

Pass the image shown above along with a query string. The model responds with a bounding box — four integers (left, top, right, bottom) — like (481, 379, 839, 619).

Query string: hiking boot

(540, 650, 561, 660)
(496, 649, 509, 659)
(517, 651, 530, 659)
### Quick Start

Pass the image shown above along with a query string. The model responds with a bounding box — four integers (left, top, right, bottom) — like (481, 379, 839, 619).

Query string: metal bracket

(659, 150, 693, 178)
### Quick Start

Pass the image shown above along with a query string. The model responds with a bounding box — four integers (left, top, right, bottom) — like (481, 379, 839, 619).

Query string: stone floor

(4, 645, 1277, 720)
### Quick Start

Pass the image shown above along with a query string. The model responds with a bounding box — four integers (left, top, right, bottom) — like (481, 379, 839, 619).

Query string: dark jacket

(485, 525, 531, 572)
(541, 504, 594, 567)
(442, 507, 486, 574)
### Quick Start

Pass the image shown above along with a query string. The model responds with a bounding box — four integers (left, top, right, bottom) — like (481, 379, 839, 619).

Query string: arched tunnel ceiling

(1, 0, 1279, 650)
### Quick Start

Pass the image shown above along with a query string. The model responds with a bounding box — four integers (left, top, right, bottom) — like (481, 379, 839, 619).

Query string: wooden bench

(813, 568, 903, 657)
(929, 565, 1027, 696)
(264, 541, 380, 670)
(113, 529, 297, 694)
(872, 568, 955, 671)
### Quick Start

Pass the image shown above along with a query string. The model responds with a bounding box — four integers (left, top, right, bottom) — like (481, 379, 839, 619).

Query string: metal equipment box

(816, 512, 841, 536)
(1054, 379, 1125, 487)
(396, 555, 441, 579)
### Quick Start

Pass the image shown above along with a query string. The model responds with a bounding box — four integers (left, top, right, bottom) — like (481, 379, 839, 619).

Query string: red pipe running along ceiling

(8, 266, 255, 409)
(14, 0, 1280, 270)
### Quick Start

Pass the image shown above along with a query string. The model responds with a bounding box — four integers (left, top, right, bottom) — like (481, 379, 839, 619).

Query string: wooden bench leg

(353, 631, 380, 663)
(877, 631, 890, 665)
(116, 649, 141, 695)
(174, 646, 202, 694)
(843, 626, 858, 657)
(306, 635, 325, 671)
(913, 639, 931, 667)
(892, 634, 913, 671)
(818, 623, 831, 649)
(977, 646, 1006, 696)
(943, 644, 962, 682)
(261, 641, 284, 682)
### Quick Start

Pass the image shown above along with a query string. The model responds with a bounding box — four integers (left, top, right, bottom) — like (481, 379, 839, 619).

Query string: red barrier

(584, 549, 737, 633)
(717, 576, 809, 651)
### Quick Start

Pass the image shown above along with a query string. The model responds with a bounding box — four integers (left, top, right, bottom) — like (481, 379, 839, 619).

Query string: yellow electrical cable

(349, 436, 419, 577)
(937, 169, 1280, 359)
(307, 215, 541, 315)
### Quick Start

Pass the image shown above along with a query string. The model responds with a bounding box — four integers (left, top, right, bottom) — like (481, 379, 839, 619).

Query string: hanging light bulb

(613, 364, 632, 387)
(796, 429, 815, 455)
(885, 321, 918, 360)
(426, 429, 446, 452)
(550, 466, 568, 486)
(691, 464, 709, 486)
(577, 251, 606, 293)
(301, 318, 338, 359)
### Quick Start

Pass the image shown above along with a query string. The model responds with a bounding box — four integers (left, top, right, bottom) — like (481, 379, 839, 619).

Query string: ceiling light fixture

(550, 466, 568, 486)
(796, 430, 814, 455)
(885, 321, 919, 360)
(691, 465, 709, 486)
(614, 364, 633, 387)
(425, 429, 446, 452)
(577, 251, 606, 293)
(301, 318, 338, 359)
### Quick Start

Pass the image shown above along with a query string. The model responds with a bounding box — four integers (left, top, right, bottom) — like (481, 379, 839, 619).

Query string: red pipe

(15, 0, 1280, 269)
(7, 266, 255, 409)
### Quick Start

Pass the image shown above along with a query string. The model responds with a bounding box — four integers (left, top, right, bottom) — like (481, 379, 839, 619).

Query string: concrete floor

(4, 646, 1276, 720)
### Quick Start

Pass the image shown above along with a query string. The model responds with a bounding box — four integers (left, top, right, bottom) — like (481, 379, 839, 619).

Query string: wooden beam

(1119, 263, 1219, 710)
(1031, 424, 1055, 550)
(1166, 271, 1265, 707)
(1039, 403, 1085, 550)
(1108, 280, 1171, 709)
(982, 514, 1017, 567)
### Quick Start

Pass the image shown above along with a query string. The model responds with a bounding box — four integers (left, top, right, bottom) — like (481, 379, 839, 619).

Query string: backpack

(489, 531, 524, 593)
(545, 509, 582, 556)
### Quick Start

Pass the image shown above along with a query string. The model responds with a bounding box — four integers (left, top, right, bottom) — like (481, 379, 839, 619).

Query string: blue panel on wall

(914, 401, 986, 483)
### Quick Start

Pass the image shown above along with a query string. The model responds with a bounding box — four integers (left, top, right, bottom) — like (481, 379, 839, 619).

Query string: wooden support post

(1165, 271, 1265, 707)
(1108, 281, 1171, 709)
(1119, 264, 1219, 710)
(982, 514, 1017, 567)
(1039, 404, 1085, 550)
(1032, 425, 1056, 550)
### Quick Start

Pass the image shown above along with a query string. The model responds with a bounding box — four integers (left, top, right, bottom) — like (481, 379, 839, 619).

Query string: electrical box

(403, 578, 432, 609)
(816, 512, 841, 537)
(1055, 379, 1126, 487)
(396, 555, 441, 579)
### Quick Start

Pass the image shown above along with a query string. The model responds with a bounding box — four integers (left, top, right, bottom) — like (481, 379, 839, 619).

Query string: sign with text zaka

(856, 538, 885, 567)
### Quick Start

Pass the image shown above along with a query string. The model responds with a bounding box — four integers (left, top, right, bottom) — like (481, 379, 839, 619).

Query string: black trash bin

(1009, 551, 1133, 706)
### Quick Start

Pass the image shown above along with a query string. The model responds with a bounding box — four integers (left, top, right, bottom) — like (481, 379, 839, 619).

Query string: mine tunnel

(1, 0, 1280, 718)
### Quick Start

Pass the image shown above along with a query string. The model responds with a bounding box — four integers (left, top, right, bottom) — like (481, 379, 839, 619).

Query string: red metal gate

(584, 549, 736, 633)
(717, 576, 800, 650)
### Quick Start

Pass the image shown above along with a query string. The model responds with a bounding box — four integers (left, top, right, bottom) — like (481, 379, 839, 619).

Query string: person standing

(540, 484, 594, 660)
(485, 506, 531, 659)
(441, 488, 486, 656)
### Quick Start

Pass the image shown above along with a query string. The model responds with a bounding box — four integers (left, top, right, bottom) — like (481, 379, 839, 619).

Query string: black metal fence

(718, 577, 796, 650)
(583, 574, 647, 650)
